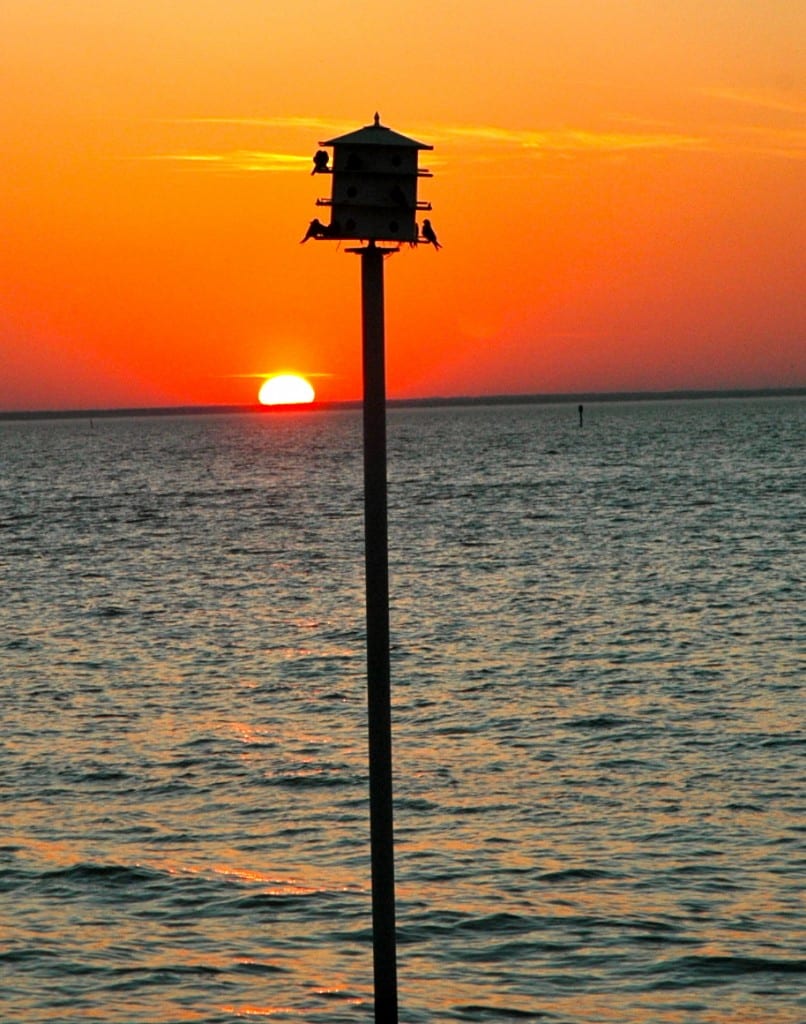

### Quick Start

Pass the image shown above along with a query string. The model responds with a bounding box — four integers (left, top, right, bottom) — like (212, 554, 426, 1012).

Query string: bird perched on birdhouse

(421, 219, 441, 249)
(300, 218, 328, 243)
(311, 150, 329, 175)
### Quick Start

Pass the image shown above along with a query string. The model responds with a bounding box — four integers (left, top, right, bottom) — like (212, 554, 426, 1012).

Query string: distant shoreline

(0, 387, 803, 422)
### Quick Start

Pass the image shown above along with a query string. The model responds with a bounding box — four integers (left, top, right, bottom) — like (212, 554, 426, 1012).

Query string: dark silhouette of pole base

(359, 241, 399, 1024)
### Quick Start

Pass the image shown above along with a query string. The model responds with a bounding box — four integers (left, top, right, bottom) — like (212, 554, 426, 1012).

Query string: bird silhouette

(300, 218, 327, 243)
(422, 219, 441, 249)
(311, 150, 329, 175)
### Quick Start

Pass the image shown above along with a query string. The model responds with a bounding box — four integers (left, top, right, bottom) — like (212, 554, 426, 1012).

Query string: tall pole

(359, 241, 399, 1023)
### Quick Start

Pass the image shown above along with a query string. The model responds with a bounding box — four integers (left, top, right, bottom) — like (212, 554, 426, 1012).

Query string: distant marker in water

(578, 404, 584, 428)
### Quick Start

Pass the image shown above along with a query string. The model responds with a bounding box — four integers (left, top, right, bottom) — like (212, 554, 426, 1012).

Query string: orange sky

(1, 1, 804, 410)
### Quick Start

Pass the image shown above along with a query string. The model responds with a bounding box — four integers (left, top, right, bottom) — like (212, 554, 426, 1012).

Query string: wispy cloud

(139, 115, 368, 172)
(686, 87, 806, 159)
(142, 121, 703, 173)
(725, 125, 806, 160)
(142, 150, 311, 172)
(223, 371, 334, 379)
(156, 114, 360, 135)
(140, 105, 804, 173)
(699, 86, 806, 117)
(430, 116, 805, 161)
(436, 123, 703, 153)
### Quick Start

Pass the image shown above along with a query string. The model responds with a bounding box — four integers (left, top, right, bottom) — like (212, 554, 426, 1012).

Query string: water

(1, 397, 803, 1023)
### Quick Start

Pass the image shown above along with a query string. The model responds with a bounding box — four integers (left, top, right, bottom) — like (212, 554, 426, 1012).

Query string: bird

(311, 150, 329, 175)
(300, 218, 327, 243)
(422, 219, 441, 249)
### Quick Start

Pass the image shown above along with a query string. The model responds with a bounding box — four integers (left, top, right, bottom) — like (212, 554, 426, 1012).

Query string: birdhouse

(312, 114, 432, 243)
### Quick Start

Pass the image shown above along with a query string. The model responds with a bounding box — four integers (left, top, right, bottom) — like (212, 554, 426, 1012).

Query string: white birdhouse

(313, 114, 432, 243)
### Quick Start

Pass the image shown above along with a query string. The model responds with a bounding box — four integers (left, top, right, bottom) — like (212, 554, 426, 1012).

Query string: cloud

(223, 371, 334, 379)
(700, 87, 806, 117)
(142, 132, 702, 174)
(688, 88, 806, 159)
(725, 125, 806, 160)
(157, 115, 362, 135)
(142, 150, 311, 172)
(438, 123, 703, 153)
(139, 115, 380, 172)
(430, 116, 805, 161)
(144, 119, 703, 172)
(141, 105, 805, 173)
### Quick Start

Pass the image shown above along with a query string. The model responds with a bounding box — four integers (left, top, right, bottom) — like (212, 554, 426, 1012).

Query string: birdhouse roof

(321, 115, 432, 151)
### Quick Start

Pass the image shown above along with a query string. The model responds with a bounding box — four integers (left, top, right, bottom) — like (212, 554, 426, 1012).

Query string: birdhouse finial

(373, 111, 380, 127)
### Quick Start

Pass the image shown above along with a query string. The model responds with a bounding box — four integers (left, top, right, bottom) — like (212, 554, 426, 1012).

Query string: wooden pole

(359, 242, 399, 1023)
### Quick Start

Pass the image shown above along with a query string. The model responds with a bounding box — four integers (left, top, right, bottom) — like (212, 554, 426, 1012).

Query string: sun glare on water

(258, 374, 315, 406)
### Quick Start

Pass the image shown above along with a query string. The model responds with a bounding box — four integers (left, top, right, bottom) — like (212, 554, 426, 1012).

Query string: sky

(1, 1, 804, 411)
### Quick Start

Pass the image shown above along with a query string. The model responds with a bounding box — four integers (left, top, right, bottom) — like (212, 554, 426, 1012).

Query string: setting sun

(258, 374, 315, 406)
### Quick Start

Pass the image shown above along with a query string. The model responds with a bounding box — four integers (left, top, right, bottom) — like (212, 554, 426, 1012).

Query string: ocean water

(1, 397, 803, 1023)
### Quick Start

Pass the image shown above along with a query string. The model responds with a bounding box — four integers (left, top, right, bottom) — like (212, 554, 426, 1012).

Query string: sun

(258, 374, 315, 406)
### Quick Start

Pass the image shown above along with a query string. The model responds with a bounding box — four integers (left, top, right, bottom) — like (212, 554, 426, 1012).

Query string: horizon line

(1, 386, 803, 422)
